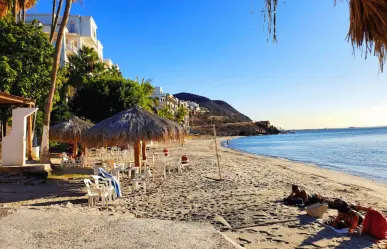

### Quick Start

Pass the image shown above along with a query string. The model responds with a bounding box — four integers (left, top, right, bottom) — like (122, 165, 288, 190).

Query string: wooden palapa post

(213, 124, 222, 180)
(134, 140, 141, 167)
(142, 141, 147, 160)
(73, 139, 78, 158)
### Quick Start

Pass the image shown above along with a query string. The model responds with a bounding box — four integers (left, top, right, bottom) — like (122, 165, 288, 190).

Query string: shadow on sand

(0, 177, 86, 204)
(297, 216, 375, 249)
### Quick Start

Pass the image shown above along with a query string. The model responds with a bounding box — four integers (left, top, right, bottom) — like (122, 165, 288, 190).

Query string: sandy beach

(1, 137, 387, 248)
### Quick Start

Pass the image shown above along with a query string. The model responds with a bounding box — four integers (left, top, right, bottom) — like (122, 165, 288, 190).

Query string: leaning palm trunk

(12, 0, 17, 22)
(21, 0, 25, 22)
(50, 0, 56, 32)
(40, 0, 72, 164)
(50, 0, 63, 43)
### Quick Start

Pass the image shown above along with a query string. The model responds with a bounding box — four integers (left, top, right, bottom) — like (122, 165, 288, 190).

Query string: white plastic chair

(153, 161, 167, 181)
(60, 152, 70, 167)
(75, 156, 85, 167)
(131, 176, 147, 193)
(131, 168, 148, 193)
(84, 179, 109, 207)
(165, 158, 180, 173)
(91, 175, 116, 202)
(112, 163, 126, 182)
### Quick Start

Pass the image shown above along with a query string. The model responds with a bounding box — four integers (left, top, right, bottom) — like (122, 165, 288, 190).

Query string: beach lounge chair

(84, 179, 109, 207)
(91, 175, 116, 202)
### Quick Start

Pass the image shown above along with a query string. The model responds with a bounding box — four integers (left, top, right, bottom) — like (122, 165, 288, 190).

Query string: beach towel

(284, 198, 304, 206)
(316, 219, 349, 234)
(98, 168, 122, 198)
(362, 209, 387, 240)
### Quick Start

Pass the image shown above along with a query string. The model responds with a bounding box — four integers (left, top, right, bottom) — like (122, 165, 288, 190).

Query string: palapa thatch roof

(50, 116, 93, 143)
(82, 106, 186, 148)
(265, 0, 387, 72)
(0, 0, 37, 18)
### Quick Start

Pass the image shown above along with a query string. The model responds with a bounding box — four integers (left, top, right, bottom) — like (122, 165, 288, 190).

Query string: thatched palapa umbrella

(264, 0, 387, 72)
(50, 116, 94, 157)
(82, 106, 185, 167)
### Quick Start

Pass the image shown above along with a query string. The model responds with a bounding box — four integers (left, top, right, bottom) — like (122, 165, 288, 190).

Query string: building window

(92, 28, 96, 38)
(69, 22, 76, 33)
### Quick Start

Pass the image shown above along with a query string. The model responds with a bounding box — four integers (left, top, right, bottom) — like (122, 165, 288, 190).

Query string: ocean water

(228, 127, 387, 183)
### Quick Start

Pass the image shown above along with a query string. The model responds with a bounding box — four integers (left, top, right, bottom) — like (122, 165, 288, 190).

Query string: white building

(151, 87, 202, 114)
(26, 14, 118, 68)
(151, 87, 179, 113)
(186, 101, 201, 112)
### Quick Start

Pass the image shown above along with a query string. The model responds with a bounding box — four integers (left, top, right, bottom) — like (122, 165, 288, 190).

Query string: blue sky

(29, 0, 387, 129)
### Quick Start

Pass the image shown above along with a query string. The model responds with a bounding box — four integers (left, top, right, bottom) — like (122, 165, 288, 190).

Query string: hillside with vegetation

(174, 92, 251, 122)
(174, 92, 279, 136)
(190, 120, 280, 136)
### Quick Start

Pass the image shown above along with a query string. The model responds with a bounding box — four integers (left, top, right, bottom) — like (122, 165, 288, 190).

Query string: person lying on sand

(327, 198, 370, 234)
(284, 184, 322, 206)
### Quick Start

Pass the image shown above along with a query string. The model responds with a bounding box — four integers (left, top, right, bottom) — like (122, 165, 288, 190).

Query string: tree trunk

(22, 2, 25, 23)
(12, 0, 17, 22)
(40, 0, 72, 164)
(50, 0, 56, 31)
(50, 0, 63, 43)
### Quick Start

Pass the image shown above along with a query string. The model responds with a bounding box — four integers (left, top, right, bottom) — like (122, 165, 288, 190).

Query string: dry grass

(49, 173, 90, 180)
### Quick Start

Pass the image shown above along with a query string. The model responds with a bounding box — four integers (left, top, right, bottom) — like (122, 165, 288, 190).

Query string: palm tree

(50, 0, 63, 43)
(136, 77, 155, 112)
(0, 0, 37, 22)
(67, 46, 105, 88)
(40, 0, 74, 163)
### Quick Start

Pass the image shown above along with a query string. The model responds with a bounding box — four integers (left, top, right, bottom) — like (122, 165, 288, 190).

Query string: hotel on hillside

(25, 14, 118, 69)
(151, 87, 201, 114)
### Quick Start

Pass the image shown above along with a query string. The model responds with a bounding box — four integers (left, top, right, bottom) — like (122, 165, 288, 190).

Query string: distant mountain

(174, 92, 251, 122)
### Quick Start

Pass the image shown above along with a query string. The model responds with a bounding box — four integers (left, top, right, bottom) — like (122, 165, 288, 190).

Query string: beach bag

(362, 209, 387, 239)
(306, 203, 328, 218)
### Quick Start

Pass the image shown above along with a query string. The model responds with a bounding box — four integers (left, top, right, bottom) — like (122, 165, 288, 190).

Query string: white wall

(2, 108, 38, 166)
(26, 14, 105, 66)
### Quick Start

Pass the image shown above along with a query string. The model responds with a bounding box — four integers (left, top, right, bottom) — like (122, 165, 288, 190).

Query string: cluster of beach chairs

(59, 146, 190, 207)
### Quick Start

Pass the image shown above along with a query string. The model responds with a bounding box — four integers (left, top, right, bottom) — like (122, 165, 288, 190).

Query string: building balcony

(65, 44, 78, 55)
(103, 59, 113, 68)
